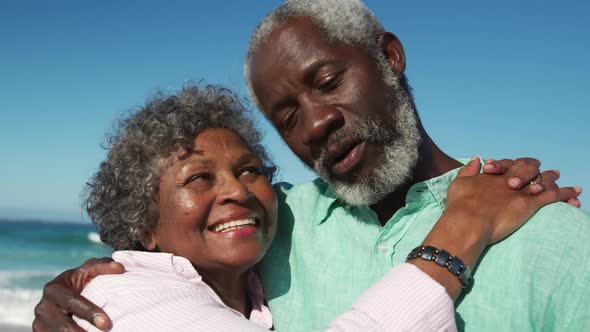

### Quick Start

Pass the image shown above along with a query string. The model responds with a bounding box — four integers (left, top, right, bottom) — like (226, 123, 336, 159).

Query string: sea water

(0, 219, 111, 327)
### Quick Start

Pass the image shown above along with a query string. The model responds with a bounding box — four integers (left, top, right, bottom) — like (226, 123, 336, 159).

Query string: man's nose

(217, 176, 253, 205)
(300, 100, 344, 146)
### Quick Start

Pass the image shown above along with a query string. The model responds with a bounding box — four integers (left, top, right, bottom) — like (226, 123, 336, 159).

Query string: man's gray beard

(313, 79, 422, 206)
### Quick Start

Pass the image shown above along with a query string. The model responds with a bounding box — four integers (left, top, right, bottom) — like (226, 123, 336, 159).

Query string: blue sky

(1, 0, 588, 222)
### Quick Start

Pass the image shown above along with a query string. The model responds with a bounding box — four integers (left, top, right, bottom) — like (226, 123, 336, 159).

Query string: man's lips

(328, 141, 367, 176)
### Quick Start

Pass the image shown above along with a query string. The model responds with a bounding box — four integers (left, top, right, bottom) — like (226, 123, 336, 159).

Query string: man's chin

(320, 171, 383, 206)
(329, 180, 389, 206)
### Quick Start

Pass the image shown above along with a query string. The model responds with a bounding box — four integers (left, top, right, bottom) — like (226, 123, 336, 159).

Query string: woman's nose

(217, 176, 253, 205)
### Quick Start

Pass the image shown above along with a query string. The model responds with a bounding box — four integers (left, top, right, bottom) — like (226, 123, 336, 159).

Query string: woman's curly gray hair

(84, 84, 276, 251)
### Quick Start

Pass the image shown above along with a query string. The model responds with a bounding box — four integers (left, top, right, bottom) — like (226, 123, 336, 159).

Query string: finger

(528, 170, 560, 195)
(43, 276, 112, 330)
(457, 156, 482, 178)
(65, 293, 111, 330)
(535, 186, 582, 207)
(567, 197, 582, 208)
(72, 259, 124, 290)
(504, 158, 542, 189)
(34, 302, 86, 332)
(32, 300, 57, 332)
(482, 158, 513, 174)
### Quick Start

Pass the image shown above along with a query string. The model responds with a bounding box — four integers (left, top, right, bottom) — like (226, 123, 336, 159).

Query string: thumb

(457, 156, 481, 178)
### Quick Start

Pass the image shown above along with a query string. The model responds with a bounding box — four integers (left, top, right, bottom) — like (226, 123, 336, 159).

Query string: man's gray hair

(244, 0, 388, 109)
(84, 84, 276, 251)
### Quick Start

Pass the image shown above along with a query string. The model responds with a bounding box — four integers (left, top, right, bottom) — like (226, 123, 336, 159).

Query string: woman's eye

(185, 173, 211, 185)
(240, 167, 262, 179)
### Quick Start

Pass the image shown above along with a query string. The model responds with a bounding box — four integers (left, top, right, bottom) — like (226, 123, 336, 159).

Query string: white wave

(0, 288, 41, 326)
(0, 270, 59, 288)
(88, 231, 102, 244)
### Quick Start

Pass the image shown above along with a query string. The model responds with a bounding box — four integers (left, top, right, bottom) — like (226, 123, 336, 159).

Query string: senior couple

(33, 1, 590, 331)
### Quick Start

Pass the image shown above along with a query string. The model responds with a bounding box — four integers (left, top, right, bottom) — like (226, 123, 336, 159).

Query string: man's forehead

(254, 17, 332, 60)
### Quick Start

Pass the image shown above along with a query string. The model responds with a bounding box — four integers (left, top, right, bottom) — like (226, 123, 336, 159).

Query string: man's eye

(316, 73, 342, 92)
(281, 109, 298, 131)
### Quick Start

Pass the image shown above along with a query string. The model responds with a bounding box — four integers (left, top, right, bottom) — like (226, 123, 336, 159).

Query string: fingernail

(509, 177, 521, 188)
(470, 155, 481, 162)
(484, 158, 495, 164)
(530, 184, 543, 194)
(552, 169, 560, 177)
(93, 314, 107, 328)
(574, 186, 583, 194)
(483, 163, 494, 171)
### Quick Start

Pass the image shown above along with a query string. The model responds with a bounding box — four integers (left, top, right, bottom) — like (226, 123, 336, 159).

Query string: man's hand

(32, 257, 124, 332)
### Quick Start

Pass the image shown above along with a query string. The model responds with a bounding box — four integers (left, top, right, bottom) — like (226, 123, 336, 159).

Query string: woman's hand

(481, 157, 581, 207)
(448, 157, 581, 246)
(411, 156, 582, 300)
(32, 258, 124, 332)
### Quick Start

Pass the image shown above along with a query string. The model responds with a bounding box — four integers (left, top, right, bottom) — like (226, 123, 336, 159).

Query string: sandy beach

(0, 323, 30, 332)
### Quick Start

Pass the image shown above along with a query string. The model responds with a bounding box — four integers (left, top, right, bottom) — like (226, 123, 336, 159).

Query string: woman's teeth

(212, 218, 256, 233)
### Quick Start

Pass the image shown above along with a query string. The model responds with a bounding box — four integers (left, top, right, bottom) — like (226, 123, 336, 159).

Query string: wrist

(423, 210, 488, 270)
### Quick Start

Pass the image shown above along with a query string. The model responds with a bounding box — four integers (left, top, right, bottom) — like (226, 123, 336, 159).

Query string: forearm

(327, 264, 456, 331)
(409, 210, 488, 300)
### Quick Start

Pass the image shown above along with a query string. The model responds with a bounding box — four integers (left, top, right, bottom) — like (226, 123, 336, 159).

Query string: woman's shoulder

(86, 251, 206, 296)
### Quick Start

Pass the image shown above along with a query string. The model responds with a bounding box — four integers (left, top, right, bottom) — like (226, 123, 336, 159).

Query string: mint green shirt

(259, 167, 590, 331)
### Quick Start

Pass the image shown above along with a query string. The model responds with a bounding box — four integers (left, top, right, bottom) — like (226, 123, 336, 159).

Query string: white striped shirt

(74, 251, 456, 331)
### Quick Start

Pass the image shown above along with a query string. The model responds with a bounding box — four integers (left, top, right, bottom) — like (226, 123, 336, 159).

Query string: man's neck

(371, 134, 461, 225)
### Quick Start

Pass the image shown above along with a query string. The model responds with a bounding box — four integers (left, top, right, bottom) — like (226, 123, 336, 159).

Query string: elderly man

(243, 1, 589, 331)
(33, 1, 589, 331)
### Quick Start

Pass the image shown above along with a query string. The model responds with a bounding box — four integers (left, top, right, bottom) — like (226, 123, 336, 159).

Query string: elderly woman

(59, 84, 576, 331)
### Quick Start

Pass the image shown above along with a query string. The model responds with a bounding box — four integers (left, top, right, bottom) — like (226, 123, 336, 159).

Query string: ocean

(0, 219, 111, 327)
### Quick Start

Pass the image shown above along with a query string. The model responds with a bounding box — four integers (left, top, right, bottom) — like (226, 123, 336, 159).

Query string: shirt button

(377, 243, 388, 253)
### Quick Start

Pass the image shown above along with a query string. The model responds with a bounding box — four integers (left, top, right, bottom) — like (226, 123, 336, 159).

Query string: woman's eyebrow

(177, 156, 213, 173)
(234, 153, 259, 166)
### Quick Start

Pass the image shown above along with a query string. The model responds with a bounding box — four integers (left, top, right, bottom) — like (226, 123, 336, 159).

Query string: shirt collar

(315, 159, 468, 225)
(113, 250, 202, 281)
(312, 178, 348, 225)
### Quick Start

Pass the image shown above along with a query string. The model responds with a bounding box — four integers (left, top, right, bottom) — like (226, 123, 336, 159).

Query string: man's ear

(378, 32, 406, 75)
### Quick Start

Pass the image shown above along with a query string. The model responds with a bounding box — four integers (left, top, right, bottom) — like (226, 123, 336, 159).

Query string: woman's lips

(209, 217, 261, 238)
(330, 141, 366, 176)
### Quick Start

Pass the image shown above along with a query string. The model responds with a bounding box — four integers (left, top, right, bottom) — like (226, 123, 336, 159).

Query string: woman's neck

(200, 269, 251, 317)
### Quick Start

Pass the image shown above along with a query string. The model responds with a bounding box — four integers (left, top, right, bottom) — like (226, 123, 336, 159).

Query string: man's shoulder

(457, 203, 590, 330)
(526, 202, 590, 240)
(273, 178, 331, 199)
(478, 202, 590, 279)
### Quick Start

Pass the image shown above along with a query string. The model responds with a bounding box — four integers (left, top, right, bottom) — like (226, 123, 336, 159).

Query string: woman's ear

(142, 233, 158, 251)
(378, 32, 406, 75)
